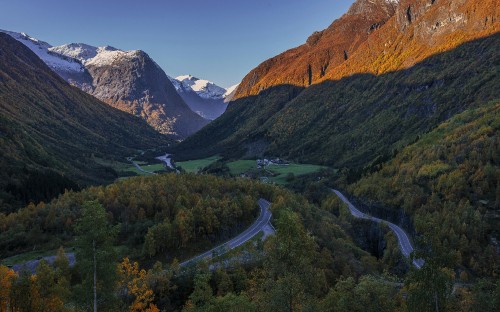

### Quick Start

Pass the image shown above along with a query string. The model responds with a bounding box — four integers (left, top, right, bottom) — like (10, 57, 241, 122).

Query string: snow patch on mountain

(49, 43, 98, 62)
(85, 48, 141, 67)
(50, 43, 140, 67)
(172, 75, 237, 100)
(175, 75, 226, 100)
(224, 84, 239, 98)
(0, 30, 84, 73)
(167, 75, 182, 90)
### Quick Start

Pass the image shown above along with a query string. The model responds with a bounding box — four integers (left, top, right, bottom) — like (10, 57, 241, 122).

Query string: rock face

(234, 0, 399, 100)
(51, 44, 209, 137)
(176, 0, 499, 165)
(0, 32, 208, 138)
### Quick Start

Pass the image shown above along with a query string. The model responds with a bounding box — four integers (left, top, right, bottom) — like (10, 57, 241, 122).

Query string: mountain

(0, 31, 208, 137)
(175, 0, 499, 166)
(0, 32, 170, 212)
(0, 30, 88, 85)
(169, 75, 239, 120)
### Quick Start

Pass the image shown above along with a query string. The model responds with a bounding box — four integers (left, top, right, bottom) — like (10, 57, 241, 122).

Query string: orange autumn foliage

(119, 258, 159, 312)
(0, 266, 16, 312)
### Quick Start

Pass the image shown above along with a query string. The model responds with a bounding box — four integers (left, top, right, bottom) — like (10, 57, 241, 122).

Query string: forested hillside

(0, 33, 170, 212)
(0, 174, 392, 311)
(175, 0, 499, 168)
(350, 104, 499, 278)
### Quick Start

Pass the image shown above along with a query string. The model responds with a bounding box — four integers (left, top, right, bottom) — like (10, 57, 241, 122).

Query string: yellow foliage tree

(119, 258, 159, 312)
(0, 265, 17, 312)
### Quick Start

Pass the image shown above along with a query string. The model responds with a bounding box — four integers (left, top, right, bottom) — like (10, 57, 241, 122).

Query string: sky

(0, 0, 355, 88)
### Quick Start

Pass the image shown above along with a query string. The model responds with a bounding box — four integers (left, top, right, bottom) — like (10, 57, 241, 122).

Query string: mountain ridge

(175, 0, 499, 167)
(0, 32, 169, 212)
(0, 30, 208, 137)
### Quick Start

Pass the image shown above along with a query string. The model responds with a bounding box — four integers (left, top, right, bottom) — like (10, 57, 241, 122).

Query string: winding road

(332, 189, 424, 268)
(12, 188, 422, 272)
(180, 198, 273, 267)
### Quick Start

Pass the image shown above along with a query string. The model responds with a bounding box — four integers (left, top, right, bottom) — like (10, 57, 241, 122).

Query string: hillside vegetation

(0, 33, 170, 212)
(0, 173, 393, 311)
(350, 103, 499, 278)
(175, 0, 499, 171)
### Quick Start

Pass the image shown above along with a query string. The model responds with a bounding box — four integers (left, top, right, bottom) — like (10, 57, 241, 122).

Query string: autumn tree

(118, 258, 159, 312)
(0, 265, 17, 312)
(34, 260, 66, 311)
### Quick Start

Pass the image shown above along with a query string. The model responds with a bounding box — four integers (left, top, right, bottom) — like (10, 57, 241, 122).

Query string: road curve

(11, 200, 273, 272)
(180, 198, 273, 267)
(331, 189, 424, 269)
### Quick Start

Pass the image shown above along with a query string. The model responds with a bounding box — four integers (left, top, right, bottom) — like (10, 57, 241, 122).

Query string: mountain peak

(176, 74, 198, 81)
(174, 75, 227, 100)
(346, 0, 399, 16)
(0, 29, 84, 74)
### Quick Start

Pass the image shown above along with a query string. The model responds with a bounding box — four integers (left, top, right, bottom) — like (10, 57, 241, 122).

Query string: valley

(0, 0, 498, 311)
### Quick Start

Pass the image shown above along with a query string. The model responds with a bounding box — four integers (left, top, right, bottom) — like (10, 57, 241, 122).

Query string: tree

(35, 260, 66, 312)
(53, 247, 72, 302)
(75, 200, 119, 311)
(0, 265, 17, 312)
(205, 293, 256, 312)
(118, 258, 159, 312)
(9, 271, 39, 312)
(184, 273, 213, 310)
(146, 262, 175, 308)
(405, 237, 455, 312)
(259, 209, 324, 311)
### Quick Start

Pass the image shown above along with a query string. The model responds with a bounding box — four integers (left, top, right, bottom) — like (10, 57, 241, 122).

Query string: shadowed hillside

(175, 33, 499, 168)
(0, 33, 170, 212)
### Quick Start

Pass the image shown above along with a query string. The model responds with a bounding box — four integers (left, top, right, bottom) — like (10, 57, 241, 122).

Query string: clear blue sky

(0, 0, 354, 87)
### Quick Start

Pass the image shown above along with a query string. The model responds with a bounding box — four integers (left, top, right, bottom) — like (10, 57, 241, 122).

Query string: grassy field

(93, 157, 133, 172)
(226, 160, 256, 175)
(268, 163, 325, 184)
(176, 155, 221, 173)
(226, 160, 326, 184)
(93, 157, 164, 177)
(175, 156, 326, 184)
(127, 163, 166, 175)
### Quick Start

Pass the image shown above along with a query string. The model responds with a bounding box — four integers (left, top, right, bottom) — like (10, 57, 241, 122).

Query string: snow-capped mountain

(1, 30, 207, 137)
(0, 30, 85, 76)
(172, 75, 228, 100)
(223, 84, 239, 103)
(50, 43, 149, 69)
(168, 75, 239, 120)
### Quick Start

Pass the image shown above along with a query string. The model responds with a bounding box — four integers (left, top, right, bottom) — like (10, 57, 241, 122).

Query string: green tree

(74, 200, 119, 311)
(35, 260, 66, 311)
(260, 209, 324, 311)
(405, 237, 455, 312)
(206, 293, 256, 312)
(53, 247, 71, 301)
(184, 273, 213, 310)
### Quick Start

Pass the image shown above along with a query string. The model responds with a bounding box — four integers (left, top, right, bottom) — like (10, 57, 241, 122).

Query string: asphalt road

(331, 189, 424, 269)
(180, 198, 273, 267)
(12, 253, 76, 273)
